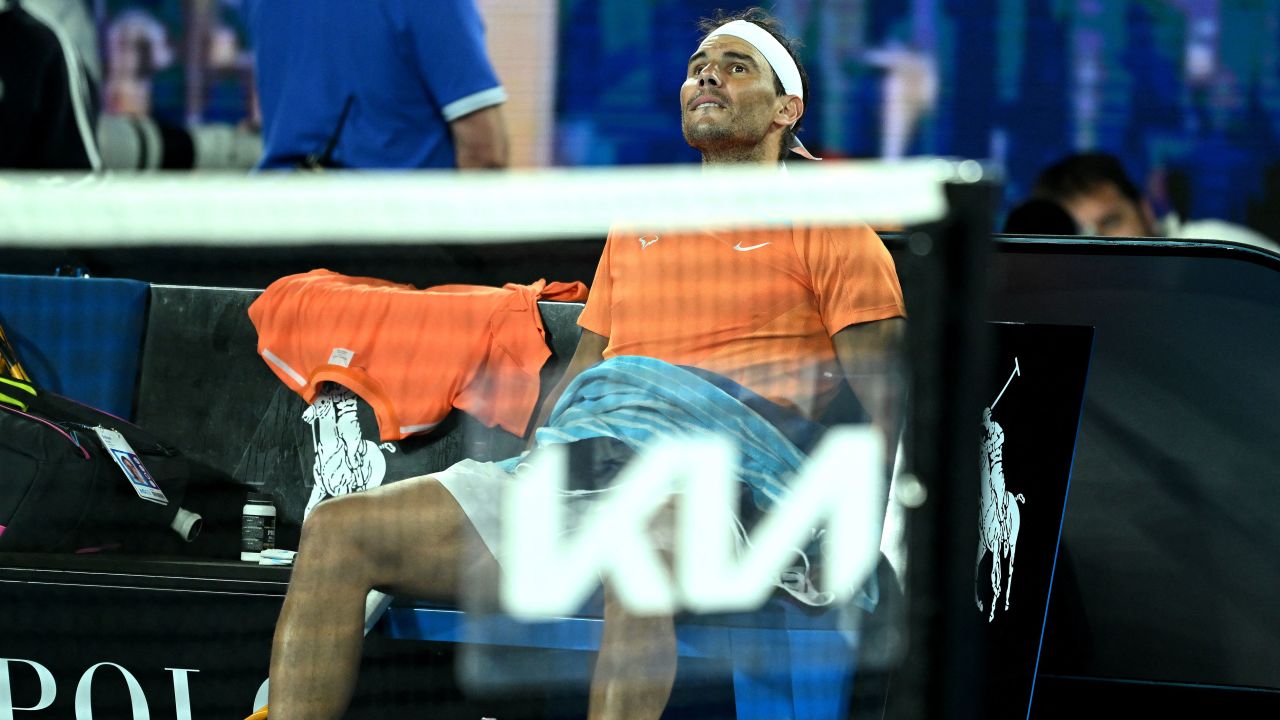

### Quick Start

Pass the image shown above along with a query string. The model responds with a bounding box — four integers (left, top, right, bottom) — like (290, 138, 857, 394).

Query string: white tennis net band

(0, 159, 981, 246)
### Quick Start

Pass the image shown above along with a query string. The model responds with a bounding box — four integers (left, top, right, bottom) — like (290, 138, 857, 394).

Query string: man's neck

(699, 138, 782, 166)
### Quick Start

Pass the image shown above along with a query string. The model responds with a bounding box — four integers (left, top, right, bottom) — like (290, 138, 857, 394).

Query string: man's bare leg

(267, 475, 488, 720)
(588, 584, 677, 720)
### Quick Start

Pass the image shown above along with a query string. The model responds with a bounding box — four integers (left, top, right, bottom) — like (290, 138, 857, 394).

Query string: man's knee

(297, 492, 386, 572)
(297, 478, 464, 584)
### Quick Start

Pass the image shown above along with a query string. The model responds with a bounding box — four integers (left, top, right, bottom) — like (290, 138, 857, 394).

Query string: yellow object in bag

(0, 322, 31, 383)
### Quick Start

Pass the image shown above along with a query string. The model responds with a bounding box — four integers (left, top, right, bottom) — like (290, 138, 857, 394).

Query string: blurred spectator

(246, 0, 509, 170)
(102, 7, 172, 117)
(864, 44, 938, 161)
(0, 0, 101, 170)
(1002, 198, 1079, 235)
(27, 0, 261, 171)
(1034, 152, 1279, 252)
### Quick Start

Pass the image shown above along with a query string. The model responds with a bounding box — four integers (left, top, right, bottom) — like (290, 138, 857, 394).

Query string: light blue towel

(507, 355, 809, 512)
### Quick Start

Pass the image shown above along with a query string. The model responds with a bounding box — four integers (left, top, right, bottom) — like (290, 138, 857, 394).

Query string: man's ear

(774, 94, 804, 129)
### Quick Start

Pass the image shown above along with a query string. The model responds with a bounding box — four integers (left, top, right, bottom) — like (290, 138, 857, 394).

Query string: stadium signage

(501, 426, 886, 616)
(0, 659, 211, 718)
(0, 659, 272, 719)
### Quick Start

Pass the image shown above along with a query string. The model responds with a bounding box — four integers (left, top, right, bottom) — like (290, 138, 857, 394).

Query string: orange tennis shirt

(577, 224, 905, 419)
(249, 270, 588, 441)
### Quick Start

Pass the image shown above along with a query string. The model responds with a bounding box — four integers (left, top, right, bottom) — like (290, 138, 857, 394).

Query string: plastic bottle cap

(248, 492, 274, 504)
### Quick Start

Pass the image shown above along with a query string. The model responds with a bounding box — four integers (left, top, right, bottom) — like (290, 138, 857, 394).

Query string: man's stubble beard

(683, 112, 771, 163)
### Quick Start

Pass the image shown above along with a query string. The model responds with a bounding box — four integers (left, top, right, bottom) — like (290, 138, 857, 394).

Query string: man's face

(681, 35, 785, 155)
(1060, 183, 1158, 237)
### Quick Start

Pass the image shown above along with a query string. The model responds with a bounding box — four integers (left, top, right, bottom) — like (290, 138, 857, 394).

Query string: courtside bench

(0, 276, 889, 719)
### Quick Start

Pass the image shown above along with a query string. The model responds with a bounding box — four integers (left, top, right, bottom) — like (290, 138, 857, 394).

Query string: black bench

(134, 285, 588, 543)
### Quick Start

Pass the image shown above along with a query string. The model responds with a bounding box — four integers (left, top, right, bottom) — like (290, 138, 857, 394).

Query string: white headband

(706, 20, 803, 101)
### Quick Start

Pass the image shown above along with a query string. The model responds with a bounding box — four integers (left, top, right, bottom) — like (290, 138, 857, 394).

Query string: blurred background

(86, 0, 1280, 235)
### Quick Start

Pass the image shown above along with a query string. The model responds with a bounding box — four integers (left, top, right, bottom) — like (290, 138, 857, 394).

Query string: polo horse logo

(302, 383, 396, 518)
(976, 358, 1026, 622)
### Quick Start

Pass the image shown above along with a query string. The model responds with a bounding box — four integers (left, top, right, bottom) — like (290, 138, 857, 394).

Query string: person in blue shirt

(246, 0, 509, 170)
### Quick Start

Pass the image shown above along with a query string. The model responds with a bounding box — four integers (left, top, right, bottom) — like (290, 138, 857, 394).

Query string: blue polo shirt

(247, 0, 506, 169)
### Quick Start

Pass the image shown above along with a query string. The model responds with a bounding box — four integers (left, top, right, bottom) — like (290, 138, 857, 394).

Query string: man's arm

(449, 104, 509, 169)
(833, 317, 906, 450)
(528, 328, 608, 436)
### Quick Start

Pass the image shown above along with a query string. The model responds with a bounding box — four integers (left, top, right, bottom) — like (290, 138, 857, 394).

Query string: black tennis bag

(0, 380, 195, 553)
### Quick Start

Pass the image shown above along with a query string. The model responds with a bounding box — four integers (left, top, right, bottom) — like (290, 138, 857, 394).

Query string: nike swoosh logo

(734, 242, 771, 252)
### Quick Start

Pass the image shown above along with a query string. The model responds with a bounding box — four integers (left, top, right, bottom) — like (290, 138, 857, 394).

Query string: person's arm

(832, 317, 906, 451)
(528, 329, 608, 437)
(449, 104, 509, 169)
(402, 0, 508, 169)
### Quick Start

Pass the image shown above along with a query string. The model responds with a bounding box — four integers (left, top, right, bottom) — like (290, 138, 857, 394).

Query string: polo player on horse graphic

(976, 360, 1026, 622)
